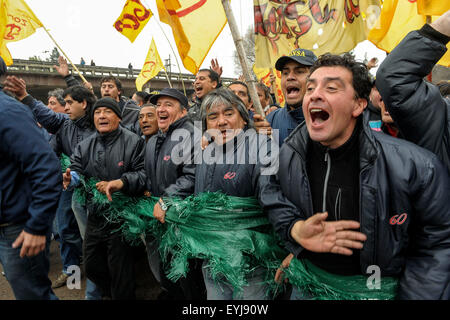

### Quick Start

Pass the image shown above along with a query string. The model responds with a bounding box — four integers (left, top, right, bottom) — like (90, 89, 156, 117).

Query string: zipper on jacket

(334, 188, 342, 221)
(322, 150, 331, 213)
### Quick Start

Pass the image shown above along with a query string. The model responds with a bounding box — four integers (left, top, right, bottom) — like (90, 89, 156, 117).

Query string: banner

(113, 0, 153, 43)
(254, 0, 381, 69)
(136, 38, 165, 91)
(368, 0, 449, 66)
(156, 0, 227, 74)
(0, 0, 43, 65)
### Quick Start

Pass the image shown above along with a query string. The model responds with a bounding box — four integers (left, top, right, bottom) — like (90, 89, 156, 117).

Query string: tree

(232, 26, 255, 77)
(46, 47, 60, 63)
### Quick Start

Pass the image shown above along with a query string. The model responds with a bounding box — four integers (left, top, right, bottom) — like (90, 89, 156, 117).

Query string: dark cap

(275, 48, 318, 71)
(92, 97, 122, 119)
(149, 88, 188, 109)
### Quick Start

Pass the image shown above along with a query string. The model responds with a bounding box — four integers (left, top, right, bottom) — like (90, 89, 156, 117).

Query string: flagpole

(221, 0, 265, 118)
(162, 67, 173, 88)
(42, 27, 88, 84)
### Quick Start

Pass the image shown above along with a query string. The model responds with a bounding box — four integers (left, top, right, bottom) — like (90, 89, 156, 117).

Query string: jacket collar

(97, 126, 122, 145)
(73, 113, 92, 129)
(157, 115, 190, 138)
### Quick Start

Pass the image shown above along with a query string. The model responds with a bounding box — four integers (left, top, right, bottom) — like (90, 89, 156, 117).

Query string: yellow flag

(114, 0, 153, 43)
(254, 0, 381, 69)
(417, 0, 450, 16)
(368, 0, 449, 66)
(0, 0, 43, 65)
(156, 0, 227, 74)
(136, 38, 165, 91)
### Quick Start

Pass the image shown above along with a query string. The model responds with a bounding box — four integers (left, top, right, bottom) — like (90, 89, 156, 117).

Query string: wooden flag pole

(162, 67, 173, 88)
(43, 27, 88, 84)
(221, 0, 265, 118)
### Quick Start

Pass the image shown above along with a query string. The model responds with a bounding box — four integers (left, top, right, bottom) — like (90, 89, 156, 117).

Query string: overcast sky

(7, 0, 385, 78)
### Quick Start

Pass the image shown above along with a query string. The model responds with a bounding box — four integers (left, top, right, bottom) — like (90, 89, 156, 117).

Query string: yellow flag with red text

(368, 0, 449, 66)
(136, 38, 165, 91)
(254, 0, 381, 69)
(156, 0, 227, 74)
(114, 0, 153, 43)
(0, 0, 43, 65)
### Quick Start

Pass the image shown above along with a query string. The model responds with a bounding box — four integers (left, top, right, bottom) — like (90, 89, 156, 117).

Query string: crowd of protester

(0, 13, 449, 301)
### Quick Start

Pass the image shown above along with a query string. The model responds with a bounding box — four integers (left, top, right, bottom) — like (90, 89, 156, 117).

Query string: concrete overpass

(0, 59, 235, 102)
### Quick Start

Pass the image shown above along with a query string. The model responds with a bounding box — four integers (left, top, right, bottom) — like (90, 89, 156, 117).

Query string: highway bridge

(0, 59, 236, 103)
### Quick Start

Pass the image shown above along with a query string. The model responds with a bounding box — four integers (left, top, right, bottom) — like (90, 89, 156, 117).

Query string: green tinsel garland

(160, 192, 288, 299)
(73, 177, 288, 298)
(60, 153, 71, 173)
(284, 258, 399, 300)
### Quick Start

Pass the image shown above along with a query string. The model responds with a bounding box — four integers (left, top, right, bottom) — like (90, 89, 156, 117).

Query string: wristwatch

(159, 198, 168, 211)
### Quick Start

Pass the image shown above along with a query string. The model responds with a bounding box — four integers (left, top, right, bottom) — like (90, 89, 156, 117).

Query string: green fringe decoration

(160, 192, 288, 299)
(60, 153, 71, 173)
(285, 258, 399, 300)
(72, 176, 160, 243)
(72, 178, 288, 298)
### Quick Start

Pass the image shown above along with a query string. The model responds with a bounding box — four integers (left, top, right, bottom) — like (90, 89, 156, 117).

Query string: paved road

(0, 239, 161, 300)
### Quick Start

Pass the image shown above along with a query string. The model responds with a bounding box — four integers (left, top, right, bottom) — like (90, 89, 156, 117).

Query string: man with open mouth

(253, 48, 317, 147)
(270, 53, 449, 300)
(188, 69, 220, 125)
(63, 97, 146, 299)
(145, 88, 205, 300)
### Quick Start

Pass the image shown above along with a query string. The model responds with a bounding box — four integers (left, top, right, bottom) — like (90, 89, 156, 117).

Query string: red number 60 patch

(389, 213, 408, 225)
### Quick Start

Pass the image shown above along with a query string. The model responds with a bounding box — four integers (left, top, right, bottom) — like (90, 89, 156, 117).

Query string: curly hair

(309, 53, 372, 102)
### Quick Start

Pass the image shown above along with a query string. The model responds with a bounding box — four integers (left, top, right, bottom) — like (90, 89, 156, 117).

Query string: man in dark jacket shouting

(145, 88, 204, 299)
(269, 53, 449, 300)
(376, 10, 450, 171)
(63, 97, 146, 299)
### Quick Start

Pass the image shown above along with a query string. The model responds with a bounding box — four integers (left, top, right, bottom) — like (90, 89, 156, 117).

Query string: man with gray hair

(161, 88, 297, 300)
(47, 88, 66, 114)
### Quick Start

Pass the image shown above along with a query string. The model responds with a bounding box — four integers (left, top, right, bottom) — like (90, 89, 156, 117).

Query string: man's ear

(212, 81, 218, 89)
(352, 98, 367, 118)
(82, 100, 87, 110)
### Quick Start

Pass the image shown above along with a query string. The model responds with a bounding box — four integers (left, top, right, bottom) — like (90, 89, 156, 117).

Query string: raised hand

(54, 55, 70, 77)
(210, 58, 223, 77)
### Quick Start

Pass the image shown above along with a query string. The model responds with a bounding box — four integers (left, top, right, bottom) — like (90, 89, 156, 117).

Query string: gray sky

(8, 0, 385, 78)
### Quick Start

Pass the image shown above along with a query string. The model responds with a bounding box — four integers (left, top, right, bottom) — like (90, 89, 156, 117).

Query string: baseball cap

(275, 48, 318, 71)
(149, 88, 188, 109)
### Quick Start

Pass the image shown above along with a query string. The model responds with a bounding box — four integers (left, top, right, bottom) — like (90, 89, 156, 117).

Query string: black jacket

(21, 95, 95, 156)
(376, 27, 450, 171)
(70, 127, 146, 214)
(119, 97, 141, 135)
(0, 91, 62, 235)
(270, 113, 450, 299)
(145, 116, 196, 198)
